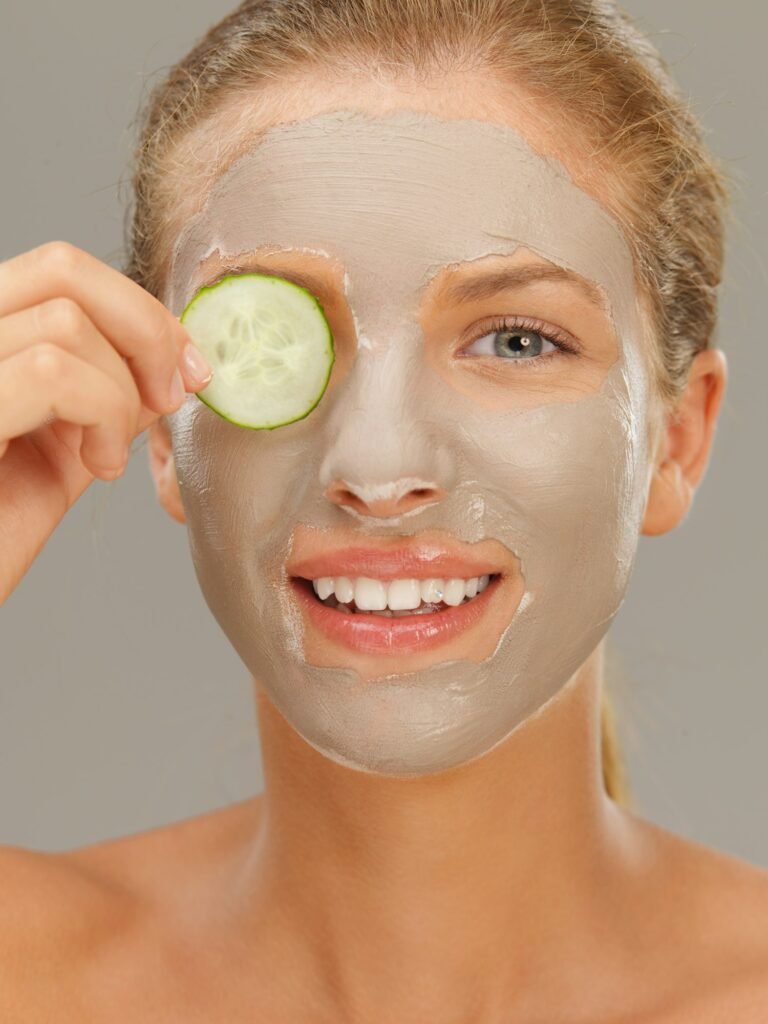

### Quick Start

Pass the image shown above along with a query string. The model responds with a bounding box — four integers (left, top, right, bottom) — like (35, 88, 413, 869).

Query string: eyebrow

(441, 264, 606, 308)
(198, 259, 606, 309)
(199, 262, 330, 296)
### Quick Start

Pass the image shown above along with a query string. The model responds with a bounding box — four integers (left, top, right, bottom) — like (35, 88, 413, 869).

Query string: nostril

(324, 478, 446, 518)
(330, 486, 360, 504)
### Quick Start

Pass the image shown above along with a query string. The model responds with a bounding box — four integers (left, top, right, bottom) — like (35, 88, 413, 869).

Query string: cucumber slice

(180, 273, 335, 429)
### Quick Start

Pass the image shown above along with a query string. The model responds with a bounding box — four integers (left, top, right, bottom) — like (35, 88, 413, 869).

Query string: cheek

(171, 402, 305, 544)
(457, 384, 645, 583)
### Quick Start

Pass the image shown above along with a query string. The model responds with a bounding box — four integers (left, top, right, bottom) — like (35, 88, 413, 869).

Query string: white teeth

(387, 579, 422, 610)
(334, 576, 355, 604)
(420, 579, 445, 604)
(313, 577, 335, 601)
(310, 574, 495, 612)
(443, 578, 467, 607)
(354, 577, 388, 611)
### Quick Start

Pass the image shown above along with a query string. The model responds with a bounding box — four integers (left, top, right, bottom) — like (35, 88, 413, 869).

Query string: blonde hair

(124, 0, 728, 806)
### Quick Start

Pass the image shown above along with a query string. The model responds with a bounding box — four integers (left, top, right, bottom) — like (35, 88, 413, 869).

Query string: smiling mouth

(297, 573, 501, 617)
(289, 567, 513, 658)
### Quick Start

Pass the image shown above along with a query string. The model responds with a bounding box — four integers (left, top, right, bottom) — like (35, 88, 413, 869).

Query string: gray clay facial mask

(166, 111, 652, 777)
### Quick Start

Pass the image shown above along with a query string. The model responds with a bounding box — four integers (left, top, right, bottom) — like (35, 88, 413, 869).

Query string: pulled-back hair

(124, 0, 729, 805)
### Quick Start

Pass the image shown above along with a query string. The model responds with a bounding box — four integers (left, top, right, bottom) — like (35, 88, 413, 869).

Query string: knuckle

(29, 342, 66, 382)
(38, 296, 85, 338)
(38, 240, 82, 279)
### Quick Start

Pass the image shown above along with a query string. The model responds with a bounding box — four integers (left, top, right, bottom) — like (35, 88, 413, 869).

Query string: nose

(318, 343, 457, 519)
(324, 476, 447, 518)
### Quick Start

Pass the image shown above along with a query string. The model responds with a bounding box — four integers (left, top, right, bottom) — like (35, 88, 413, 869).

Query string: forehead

(168, 110, 638, 345)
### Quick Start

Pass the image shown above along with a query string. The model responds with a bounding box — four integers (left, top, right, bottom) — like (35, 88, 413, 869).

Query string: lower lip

(291, 577, 500, 655)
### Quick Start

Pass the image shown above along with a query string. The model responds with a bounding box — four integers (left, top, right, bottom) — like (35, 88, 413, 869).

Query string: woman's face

(162, 72, 655, 776)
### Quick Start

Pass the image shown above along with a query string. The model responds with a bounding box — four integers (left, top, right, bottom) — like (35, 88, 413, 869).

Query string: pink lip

(288, 546, 500, 582)
(290, 576, 501, 655)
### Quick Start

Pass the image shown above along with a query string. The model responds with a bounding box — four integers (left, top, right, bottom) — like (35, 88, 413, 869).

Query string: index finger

(0, 241, 192, 414)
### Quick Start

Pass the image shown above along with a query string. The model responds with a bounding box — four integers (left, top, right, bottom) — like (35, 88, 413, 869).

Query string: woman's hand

(0, 241, 212, 606)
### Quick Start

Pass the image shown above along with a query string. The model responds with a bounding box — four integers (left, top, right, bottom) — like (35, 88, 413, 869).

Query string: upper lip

(287, 537, 509, 582)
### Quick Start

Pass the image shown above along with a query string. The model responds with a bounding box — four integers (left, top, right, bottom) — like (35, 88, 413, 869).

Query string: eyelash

(459, 315, 580, 366)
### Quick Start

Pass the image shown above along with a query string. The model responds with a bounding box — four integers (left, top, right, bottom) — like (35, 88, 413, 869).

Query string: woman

(0, 0, 766, 1019)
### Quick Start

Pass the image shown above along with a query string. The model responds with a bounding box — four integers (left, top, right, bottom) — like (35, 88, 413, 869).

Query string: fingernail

(181, 342, 213, 384)
(169, 368, 185, 406)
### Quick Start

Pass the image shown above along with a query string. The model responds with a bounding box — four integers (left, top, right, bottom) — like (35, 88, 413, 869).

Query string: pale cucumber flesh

(179, 273, 335, 429)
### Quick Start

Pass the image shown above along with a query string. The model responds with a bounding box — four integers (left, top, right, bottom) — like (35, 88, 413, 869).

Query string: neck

(226, 644, 637, 1022)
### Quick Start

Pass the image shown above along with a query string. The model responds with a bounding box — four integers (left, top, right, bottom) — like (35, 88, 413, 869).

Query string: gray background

(1, 3, 765, 861)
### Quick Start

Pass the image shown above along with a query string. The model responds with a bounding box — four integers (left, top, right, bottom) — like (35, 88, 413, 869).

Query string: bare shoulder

(0, 840, 140, 1017)
(61, 794, 265, 899)
(0, 840, 133, 950)
(649, 813, 768, 939)
(0, 796, 264, 1016)
(0, 794, 263, 910)
(623, 810, 768, 1020)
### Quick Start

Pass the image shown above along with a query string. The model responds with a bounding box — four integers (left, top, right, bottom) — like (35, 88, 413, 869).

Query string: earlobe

(147, 418, 187, 525)
(641, 458, 692, 536)
(641, 348, 727, 537)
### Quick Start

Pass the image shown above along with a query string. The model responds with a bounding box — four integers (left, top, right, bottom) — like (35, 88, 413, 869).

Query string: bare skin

(2, 663, 768, 1023)
(1, 70, 767, 1022)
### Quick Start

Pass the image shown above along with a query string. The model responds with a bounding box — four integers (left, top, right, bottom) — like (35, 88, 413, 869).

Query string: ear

(147, 417, 187, 525)
(641, 348, 728, 536)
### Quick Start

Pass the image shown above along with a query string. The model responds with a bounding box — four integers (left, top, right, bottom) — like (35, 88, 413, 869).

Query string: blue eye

(465, 322, 559, 361)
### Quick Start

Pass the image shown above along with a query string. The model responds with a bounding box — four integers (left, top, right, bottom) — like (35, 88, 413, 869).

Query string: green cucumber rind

(180, 273, 335, 430)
